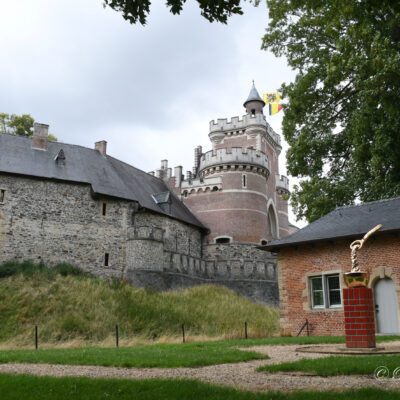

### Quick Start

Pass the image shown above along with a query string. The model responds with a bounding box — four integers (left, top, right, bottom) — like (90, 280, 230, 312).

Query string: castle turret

(157, 83, 292, 243)
(243, 82, 265, 116)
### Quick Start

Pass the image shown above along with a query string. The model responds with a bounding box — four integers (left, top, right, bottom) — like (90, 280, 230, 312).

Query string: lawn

(0, 341, 269, 368)
(258, 354, 400, 377)
(0, 374, 400, 400)
(1, 336, 399, 368)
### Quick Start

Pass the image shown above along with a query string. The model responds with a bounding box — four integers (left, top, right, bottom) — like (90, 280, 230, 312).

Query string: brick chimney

(32, 123, 49, 150)
(95, 140, 107, 156)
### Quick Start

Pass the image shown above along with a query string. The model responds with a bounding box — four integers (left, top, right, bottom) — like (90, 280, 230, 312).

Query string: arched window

(267, 206, 278, 240)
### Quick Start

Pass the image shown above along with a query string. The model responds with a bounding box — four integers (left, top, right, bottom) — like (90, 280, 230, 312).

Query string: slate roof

(262, 197, 400, 251)
(243, 84, 265, 107)
(0, 133, 207, 231)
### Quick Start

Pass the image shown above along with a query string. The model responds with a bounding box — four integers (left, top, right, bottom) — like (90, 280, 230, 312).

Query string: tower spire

(243, 82, 265, 115)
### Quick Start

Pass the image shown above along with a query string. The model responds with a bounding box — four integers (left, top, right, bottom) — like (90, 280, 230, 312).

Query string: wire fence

(22, 321, 276, 349)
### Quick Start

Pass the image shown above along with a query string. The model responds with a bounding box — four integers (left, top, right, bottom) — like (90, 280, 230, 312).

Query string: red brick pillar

(343, 286, 376, 348)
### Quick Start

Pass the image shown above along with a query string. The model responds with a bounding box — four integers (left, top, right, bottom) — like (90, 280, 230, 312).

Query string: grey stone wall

(0, 173, 278, 306)
(124, 210, 202, 276)
(126, 241, 279, 306)
(0, 173, 131, 278)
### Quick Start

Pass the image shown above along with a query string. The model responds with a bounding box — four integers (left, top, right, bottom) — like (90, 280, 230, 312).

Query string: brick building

(263, 198, 400, 335)
(0, 84, 291, 305)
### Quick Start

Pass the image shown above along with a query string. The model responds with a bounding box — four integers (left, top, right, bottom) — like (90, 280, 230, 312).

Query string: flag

(269, 103, 282, 115)
(263, 92, 281, 104)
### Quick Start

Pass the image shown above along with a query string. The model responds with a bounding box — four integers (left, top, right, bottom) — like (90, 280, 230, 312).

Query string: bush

(53, 263, 86, 277)
(0, 260, 86, 279)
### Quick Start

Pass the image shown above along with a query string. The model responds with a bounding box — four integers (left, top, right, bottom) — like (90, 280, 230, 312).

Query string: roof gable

(263, 197, 400, 251)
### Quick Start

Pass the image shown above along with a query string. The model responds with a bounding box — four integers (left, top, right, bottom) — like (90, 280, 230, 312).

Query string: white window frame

(310, 273, 342, 309)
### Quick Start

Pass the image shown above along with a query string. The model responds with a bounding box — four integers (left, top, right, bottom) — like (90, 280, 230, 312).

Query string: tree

(102, 0, 244, 24)
(263, 0, 400, 222)
(0, 113, 57, 141)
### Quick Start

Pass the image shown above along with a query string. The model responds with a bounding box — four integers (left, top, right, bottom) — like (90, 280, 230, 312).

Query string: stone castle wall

(0, 173, 130, 278)
(0, 173, 279, 306)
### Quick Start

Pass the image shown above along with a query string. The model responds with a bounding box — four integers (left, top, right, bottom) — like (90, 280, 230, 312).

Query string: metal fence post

(35, 325, 38, 350)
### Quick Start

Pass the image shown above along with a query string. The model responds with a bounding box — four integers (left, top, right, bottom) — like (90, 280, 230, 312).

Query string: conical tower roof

(243, 82, 265, 107)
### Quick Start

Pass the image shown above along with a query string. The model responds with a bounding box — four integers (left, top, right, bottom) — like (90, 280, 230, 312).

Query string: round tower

(181, 83, 290, 245)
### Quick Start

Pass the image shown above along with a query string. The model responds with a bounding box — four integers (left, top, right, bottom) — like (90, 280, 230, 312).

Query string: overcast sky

(0, 0, 304, 225)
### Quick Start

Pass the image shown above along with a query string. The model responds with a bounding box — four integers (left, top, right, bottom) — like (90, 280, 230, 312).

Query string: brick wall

(343, 287, 376, 348)
(278, 234, 400, 336)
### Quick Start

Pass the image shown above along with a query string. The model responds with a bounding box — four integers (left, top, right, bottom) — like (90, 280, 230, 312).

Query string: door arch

(374, 278, 400, 334)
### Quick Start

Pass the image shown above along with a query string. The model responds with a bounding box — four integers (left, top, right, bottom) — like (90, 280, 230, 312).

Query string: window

(102, 202, 107, 216)
(215, 237, 231, 244)
(310, 274, 341, 309)
(251, 109, 256, 116)
(242, 174, 247, 188)
(260, 239, 268, 246)
(0, 190, 5, 203)
(104, 253, 109, 267)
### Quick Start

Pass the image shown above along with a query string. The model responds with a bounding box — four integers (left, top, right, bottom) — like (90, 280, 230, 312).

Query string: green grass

(1, 336, 400, 368)
(0, 341, 269, 368)
(0, 260, 279, 346)
(258, 354, 400, 376)
(0, 374, 400, 400)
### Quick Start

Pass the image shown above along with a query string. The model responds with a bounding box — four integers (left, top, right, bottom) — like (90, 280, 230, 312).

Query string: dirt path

(1, 344, 400, 392)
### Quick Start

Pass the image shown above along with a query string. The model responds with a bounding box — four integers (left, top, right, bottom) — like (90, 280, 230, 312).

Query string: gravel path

(1, 344, 400, 392)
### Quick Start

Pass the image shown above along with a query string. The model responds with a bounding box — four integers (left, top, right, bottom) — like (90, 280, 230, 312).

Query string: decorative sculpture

(349, 224, 382, 272)
(344, 224, 382, 287)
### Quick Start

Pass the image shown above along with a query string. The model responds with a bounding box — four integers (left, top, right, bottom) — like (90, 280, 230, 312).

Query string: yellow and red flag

(263, 92, 281, 104)
(269, 103, 282, 115)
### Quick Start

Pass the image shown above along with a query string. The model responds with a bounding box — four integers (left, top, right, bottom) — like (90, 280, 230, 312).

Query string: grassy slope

(0, 263, 279, 346)
(1, 375, 400, 400)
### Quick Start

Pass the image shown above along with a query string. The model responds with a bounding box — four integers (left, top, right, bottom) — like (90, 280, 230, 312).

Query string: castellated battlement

(181, 176, 222, 195)
(209, 114, 281, 146)
(199, 147, 269, 173)
(275, 174, 290, 195)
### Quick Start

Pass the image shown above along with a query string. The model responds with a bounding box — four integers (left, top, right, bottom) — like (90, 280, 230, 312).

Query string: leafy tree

(263, 0, 400, 222)
(102, 0, 244, 25)
(0, 113, 57, 141)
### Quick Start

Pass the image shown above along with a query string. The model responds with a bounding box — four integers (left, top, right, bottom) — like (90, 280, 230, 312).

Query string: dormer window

(54, 149, 66, 166)
(152, 191, 171, 214)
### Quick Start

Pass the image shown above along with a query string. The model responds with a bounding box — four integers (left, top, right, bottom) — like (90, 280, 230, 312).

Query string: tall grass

(0, 261, 279, 347)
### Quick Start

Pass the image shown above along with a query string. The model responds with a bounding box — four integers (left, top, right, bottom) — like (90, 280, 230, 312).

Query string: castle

(0, 84, 292, 306)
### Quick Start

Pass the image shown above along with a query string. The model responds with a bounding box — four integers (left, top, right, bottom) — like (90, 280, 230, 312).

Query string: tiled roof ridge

(335, 197, 400, 211)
